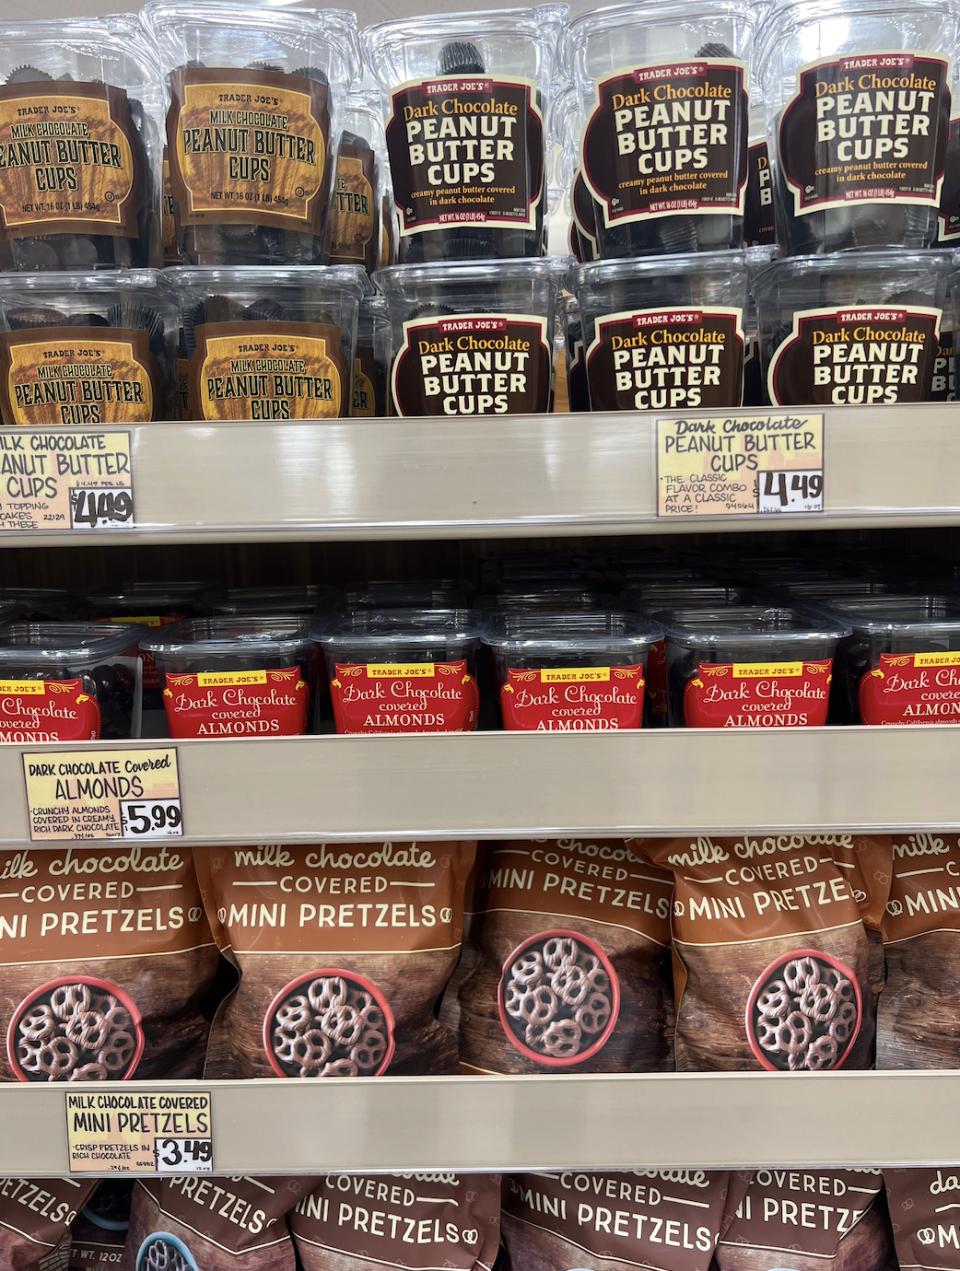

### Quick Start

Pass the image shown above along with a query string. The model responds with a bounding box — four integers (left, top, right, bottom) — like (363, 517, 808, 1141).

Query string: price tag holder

(0, 430, 133, 533)
(22, 746, 182, 842)
(66, 1089, 213, 1174)
(657, 412, 824, 518)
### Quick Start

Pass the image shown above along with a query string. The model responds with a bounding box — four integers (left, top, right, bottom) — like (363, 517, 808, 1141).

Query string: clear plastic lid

(819, 594, 960, 635)
(482, 609, 663, 654)
(141, 617, 312, 658)
(342, 580, 472, 608)
(201, 586, 340, 617)
(753, 251, 954, 299)
(656, 605, 852, 647)
(477, 588, 619, 610)
(574, 250, 751, 291)
(622, 583, 753, 611)
(376, 257, 568, 299)
(779, 578, 897, 600)
(0, 623, 141, 667)
(313, 608, 484, 647)
(86, 581, 211, 616)
(0, 589, 75, 620)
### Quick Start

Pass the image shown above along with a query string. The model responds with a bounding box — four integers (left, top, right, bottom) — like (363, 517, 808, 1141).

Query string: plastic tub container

(142, 2, 359, 267)
(820, 594, 960, 725)
(0, 271, 176, 424)
(757, 0, 960, 256)
(324, 93, 388, 276)
(0, 623, 142, 742)
(937, 273, 960, 400)
(377, 258, 564, 416)
(352, 294, 392, 417)
(563, 0, 756, 259)
(362, 6, 564, 263)
(562, 293, 589, 412)
(574, 251, 749, 411)
(141, 617, 316, 738)
(657, 605, 851, 728)
(172, 265, 365, 420)
(483, 609, 661, 731)
(313, 607, 484, 734)
(0, 589, 75, 621)
(753, 251, 951, 406)
(342, 580, 472, 609)
(0, 17, 161, 271)
(201, 585, 340, 617)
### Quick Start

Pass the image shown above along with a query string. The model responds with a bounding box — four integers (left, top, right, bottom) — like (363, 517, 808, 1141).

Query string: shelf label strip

(22, 747, 182, 842)
(0, 429, 134, 532)
(657, 412, 824, 517)
(66, 1089, 213, 1174)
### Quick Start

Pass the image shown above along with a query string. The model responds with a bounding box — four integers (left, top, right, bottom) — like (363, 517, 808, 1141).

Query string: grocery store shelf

(4, 726, 960, 845)
(3, 404, 960, 545)
(3, 1071, 957, 1176)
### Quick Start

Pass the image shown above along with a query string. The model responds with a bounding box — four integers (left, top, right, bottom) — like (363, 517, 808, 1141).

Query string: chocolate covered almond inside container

(0, 16, 161, 272)
(563, 0, 755, 259)
(377, 257, 564, 416)
(754, 250, 950, 405)
(362, 5, 563, 263)
(143, 1, 359, 267)
(172, 264, 364, 420)
(573, 250, 749, 411)
(0, 269, 176, 424)
(757, 0, 960, 255)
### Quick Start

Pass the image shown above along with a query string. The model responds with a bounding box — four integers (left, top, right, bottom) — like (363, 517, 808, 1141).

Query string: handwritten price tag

(0, 430, 133, 533)
(67, 1090, 212, 1174)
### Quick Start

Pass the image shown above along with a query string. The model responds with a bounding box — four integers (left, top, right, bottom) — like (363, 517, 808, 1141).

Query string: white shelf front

(1, 404, 958, 545)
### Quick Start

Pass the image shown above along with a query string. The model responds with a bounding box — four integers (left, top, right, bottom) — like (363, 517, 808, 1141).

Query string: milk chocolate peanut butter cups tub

(377, 257, 564, 415)
(0, 16, 161, 271)
(0, 270, 176, 424)
(172, 264, 364, 421)
(143, 1, 359, 267)
(324, 93, 389, 278)
(574, 250, 749, 411)
(753, 250, 951, 405)
(363, 6, 563, 263)
(563, 0, 755, 259)
(758, 0, 960, 255)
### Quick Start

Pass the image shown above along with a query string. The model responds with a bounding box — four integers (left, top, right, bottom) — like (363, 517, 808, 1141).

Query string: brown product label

(327, 144, 376, 269)
(176, 353, 190, 419)
(0, 328, 160, 426)
(352, 345, 377, 417)
(292, 1173, 501, 1271)
(162, 151, 180, 264)
(931, 328, 955, 399)
(582, 59, 748, 229)
(586, 307, 744, 412)
(767, 305, 941, 406)
(779, 52, 950, 216)
(0, 82, 140, 239)
(392, 313, 551, 416)
(881, 832, 960, 942)
(886, 1168, 960, 1271)
(386, 75, 543, 236)
(167, 68, 330, 234)
(502, 1170, 731, 1271)
(939, 114, 960, 239)
(721, 1171, 882, 1262)
(0, 1179, 93, 1257)
(744, 140, 775, 245)
(188, 320, 345, 420)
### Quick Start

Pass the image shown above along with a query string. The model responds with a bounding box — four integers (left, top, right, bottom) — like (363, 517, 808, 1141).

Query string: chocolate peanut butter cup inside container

(0, 16, 162, 271)
(753, 250, 951, 406)
(574, 250, 749, 411)
(363, 6, 563, 264)
(377, 257, 565, 416)
(143, 1, 359, 267)
(352, 294, 392, 417)
(172, 263, 364, 421)
(0, 269, 176, 423)
(757, 0, 960, 255)
(562, 0, 755, 259)
(324, 93, 389, 278)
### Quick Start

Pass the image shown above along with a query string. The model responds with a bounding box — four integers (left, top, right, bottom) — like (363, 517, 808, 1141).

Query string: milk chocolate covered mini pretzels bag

(0, 846, 219, 1083)
(632, 835, 891, 1071)
(291, 1173, 502, 1271)
(885, 1168, 960, 1271)
(456, 839, 674, 1073)
(0, 1177, 96, 1270)
(195, 841, 476, 1078)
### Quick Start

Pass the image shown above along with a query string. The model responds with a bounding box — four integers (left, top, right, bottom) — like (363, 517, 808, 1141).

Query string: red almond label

(330, 661, 479, 733)
(500, 665, 645, 731)
(0, 678, 101, 743)
(683, 660, 832, 728)
(859, 652, 960, 724)
(161, 667, 309, 738)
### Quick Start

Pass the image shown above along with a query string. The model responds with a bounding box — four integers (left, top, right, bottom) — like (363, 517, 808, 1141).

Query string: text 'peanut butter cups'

(143, 1, 359, 267)
(363, 6, 563, 263)
(753, 250, 951, 406)
(172, 264, 364, 421)
(563, 0, 755, 259)
(758, 0, 960, 255)
(0, 16, 161, 271)
(573, 250, 749, 411)
(377, 257, 564, 416)
(0, 270, 176, 424)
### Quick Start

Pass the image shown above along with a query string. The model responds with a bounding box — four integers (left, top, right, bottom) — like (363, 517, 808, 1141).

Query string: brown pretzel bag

(877, 832, 960, 1067)
(69, 1181, 132, 1269)
(0, 1177, 96, 1270)
(501, 1170, 737, 1271)
(291, 1173, 502, 1271)
(885, 1168, 960, 1271)
(195, 842, 476, 1078)
(717, 1170, 890, 1271)
(631, 835, 891, 1071)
